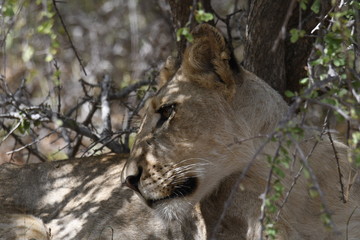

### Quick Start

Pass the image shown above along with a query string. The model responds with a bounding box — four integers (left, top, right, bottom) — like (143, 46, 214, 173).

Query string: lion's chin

(153, 199, 195, 221)
(142, 177, 198, 221)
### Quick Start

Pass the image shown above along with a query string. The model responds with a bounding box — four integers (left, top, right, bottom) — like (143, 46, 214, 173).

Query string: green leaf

(22, 45, 35, 63)
(320, 213, 332, 227)
(37, 20, 54, 34)
(176, 27, 193, 42)
(311, 0, 321, 14)
(310, 58, 323, 66)
(19, 119, 31, 134)
(274, 167, 285, 178)
(45, 54, 54, 62)
(333, 58, 345, 67)
(300, 77, 309, 85)
(284, 90, 295, 98)
(290, 29, 306, 43)
(3, 5, 15, 17)
(195, 9, 214, 23)
(299, 0, 308, 10)
(309, 188, 319, 198)
(321, 98, 338, 106)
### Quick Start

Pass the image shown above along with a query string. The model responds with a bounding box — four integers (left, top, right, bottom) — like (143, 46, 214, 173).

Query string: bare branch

(6, 130, 55, 155)
(210, 135, 273, 240)
(346, 206, 359, 240)
(100, 74, 112, 140)
(0, 0, 25, 48)
(271, 0, 297, 52)
(51, 0, 87, 76)
(327, 125, 346, 203)
(108, 78, 153, 100)
(0, 121, 21, 143)
(0, 123, 47, 162)
(291, 138, 336, 231)
(53, 60, 62, 113)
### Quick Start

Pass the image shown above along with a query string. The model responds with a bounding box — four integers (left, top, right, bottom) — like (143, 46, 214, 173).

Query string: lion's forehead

(156, 81, 193, 105)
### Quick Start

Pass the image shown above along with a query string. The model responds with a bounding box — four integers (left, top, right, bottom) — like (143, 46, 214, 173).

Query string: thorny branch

(0, 70, 157, 161)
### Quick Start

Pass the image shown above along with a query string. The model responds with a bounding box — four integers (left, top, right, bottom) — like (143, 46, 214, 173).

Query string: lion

(0, 154, 205, 239)
(121, 24, 360, 239)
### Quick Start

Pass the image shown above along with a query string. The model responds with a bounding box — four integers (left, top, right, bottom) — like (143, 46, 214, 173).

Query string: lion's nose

(122, 163, 143, 193)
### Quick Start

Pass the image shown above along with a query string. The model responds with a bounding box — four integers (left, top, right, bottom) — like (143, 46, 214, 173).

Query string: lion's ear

(182, 24, 237, 101)
(158, 56, 177, 89)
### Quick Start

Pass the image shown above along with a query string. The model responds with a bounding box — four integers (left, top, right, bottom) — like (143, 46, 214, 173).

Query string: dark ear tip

(191, 24, 239, 73)
(192, 23, 214, 33)
(192, 23, 221, 38)
(192, 24, 227, 50)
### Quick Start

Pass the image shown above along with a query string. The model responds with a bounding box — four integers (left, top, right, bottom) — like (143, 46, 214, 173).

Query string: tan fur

(0, 154, 205, 240)
(122, 24, 360, 239)
(0, 213, 50, 240)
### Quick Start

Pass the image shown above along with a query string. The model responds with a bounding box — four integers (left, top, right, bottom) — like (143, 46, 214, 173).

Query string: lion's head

(121, 24, 255, 220)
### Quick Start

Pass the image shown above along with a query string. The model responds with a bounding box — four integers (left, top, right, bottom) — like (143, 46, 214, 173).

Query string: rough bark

(355, 4, 360, 74)
(244, 0, 331, 96)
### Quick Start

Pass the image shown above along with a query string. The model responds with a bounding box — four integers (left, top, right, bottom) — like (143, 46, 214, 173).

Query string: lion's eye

(156, 104, 176, 128)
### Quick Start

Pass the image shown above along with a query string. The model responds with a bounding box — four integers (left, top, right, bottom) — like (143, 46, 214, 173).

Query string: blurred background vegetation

(0, 0, 176, 163)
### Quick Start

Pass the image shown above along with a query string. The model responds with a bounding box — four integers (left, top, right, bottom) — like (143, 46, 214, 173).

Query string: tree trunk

(244, 0, 331, 96)
(355, 4, 360, 74)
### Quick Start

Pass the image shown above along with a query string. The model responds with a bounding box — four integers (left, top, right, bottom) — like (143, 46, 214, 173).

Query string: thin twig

(0, 0, 25, 48)
(307, 99, 350, 120)
(123, 76, 156, 150)
(210, 135, 273, 240)
(0, 123, 47, 162)
(108, 78, 153, 100)
(276, 107, 333, 220)
(42, 109, 124, 153)
(211, 8, 243, 53)
(65, 97, 90, 117)
(292, 139, 336, 230)
(327, 125, 346, 203)
(51, 0, 87, 76)
(259, 142, 282, 240)
(274, 139, 321, 222)
(1, 121, 21, 143)
(271, 0, 297, 52)
(53, 60, 62, 113)
(6, 130, 55, 155)
(275, 165, 304, 222)
(346, 206, 358, 240)
(188, 0, 198, 29)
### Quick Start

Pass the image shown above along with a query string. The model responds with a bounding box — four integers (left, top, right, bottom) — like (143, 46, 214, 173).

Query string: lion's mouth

(147, 177, 197, 207)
